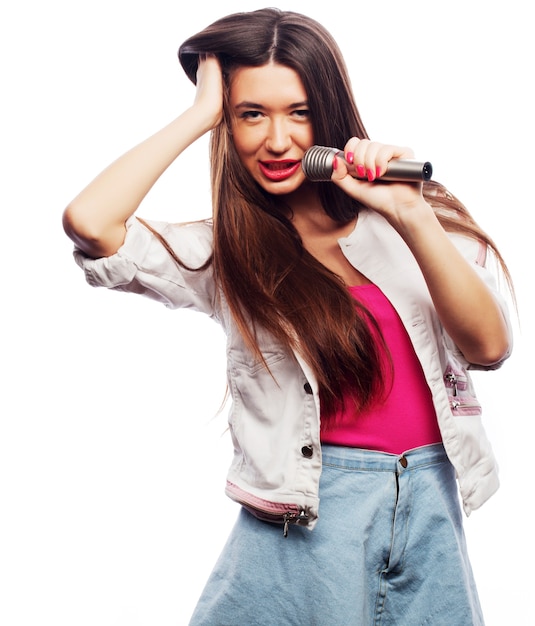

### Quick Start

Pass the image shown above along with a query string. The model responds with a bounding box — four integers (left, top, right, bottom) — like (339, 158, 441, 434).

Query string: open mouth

(259, 160, 302, 181)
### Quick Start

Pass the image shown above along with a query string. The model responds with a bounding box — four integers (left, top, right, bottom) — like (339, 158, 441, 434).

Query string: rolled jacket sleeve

(73, 216, 218, 317)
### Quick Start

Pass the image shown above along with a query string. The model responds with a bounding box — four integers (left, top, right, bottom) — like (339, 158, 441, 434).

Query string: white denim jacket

(74, 209, 512, 532)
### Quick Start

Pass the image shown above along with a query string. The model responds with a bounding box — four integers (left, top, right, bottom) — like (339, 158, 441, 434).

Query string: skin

(63, 56, 511, 366)
(230, 63, 313, 197)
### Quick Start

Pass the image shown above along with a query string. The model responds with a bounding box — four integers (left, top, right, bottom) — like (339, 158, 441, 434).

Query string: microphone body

(301, 145, 433, 182)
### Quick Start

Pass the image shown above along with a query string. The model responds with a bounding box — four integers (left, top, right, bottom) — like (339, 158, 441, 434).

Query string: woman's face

(229, 62, 314, 197)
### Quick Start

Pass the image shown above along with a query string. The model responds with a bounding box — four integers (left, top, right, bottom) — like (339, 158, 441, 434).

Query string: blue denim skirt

(189, 444, 484, 625)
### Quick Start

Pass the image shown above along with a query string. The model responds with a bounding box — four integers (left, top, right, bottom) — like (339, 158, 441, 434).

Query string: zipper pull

(445, 372, 458, 396)
(282, 510, 309, 537)
(283, 512, 292, 538)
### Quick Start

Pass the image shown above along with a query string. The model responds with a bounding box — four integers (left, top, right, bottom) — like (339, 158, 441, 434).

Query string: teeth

(267, 162, 295, 171)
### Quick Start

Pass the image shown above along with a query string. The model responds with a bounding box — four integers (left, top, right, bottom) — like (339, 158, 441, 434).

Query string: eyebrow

(233, 100, 309, 110)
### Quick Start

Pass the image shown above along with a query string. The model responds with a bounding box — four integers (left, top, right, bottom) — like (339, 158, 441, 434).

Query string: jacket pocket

(443, 365, 482, 416)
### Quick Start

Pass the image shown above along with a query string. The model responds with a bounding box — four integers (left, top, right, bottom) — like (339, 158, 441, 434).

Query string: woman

(63, 8, 513, 625)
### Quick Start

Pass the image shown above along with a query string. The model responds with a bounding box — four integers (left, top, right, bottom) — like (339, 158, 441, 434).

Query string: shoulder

(446, 231, 487, 266)
(134, 217, 214, 268)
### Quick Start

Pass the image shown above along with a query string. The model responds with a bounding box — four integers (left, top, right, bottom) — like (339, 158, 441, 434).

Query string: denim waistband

(320, 442, 447, 473)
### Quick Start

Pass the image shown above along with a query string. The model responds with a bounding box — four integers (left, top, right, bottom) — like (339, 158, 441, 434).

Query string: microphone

(301, 145, 433, 182)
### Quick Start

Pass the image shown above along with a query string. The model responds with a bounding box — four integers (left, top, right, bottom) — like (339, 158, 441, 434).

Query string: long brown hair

(172, 8, 512, 417)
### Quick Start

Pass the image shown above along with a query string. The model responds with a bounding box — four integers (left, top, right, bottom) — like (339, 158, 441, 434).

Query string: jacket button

(303, 382, 313, 394)
(301, 445, 313, 458)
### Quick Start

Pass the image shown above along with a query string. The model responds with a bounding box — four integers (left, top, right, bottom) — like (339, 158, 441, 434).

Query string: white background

(1, 1, 533, 624)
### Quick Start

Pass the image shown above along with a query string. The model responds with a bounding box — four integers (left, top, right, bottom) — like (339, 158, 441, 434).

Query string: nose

(265, 118, 292, 154)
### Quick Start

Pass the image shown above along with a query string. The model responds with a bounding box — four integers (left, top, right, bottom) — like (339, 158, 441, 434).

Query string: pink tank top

(320, 284, 442, 454)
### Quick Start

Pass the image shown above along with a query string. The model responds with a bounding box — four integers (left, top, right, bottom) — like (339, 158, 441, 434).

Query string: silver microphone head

(301, 145, 339, 181)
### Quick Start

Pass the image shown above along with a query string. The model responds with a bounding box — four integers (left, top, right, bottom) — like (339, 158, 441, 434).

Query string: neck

(286, 187, 355, 238)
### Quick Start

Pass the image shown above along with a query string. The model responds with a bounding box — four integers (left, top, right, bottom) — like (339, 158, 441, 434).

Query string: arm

(62, 57, 223, 258)
(332, 138, 511, 367)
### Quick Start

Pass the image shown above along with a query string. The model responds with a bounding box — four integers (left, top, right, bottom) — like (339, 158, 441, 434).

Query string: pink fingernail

(333, 155, 338, 170)
(376, 166, 382, 178)
(346, 151, 354, 165)
(367, 168, 375, 181)
(356, 165, 365, 177)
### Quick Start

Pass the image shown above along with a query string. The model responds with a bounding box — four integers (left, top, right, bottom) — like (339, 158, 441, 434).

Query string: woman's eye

(293, 109, 310, 119)
(241, 111, 263, 120)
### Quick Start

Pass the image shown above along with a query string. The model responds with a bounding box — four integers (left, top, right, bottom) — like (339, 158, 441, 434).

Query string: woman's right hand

(193, 55, 224, 130)
(63, 55, 225, 259)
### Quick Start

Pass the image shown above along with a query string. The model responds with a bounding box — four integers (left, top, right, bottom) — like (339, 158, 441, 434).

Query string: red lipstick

(259, 160, 301, 181)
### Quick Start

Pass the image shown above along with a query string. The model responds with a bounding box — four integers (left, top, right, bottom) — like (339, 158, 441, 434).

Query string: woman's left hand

(331, 138, 429, 226)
